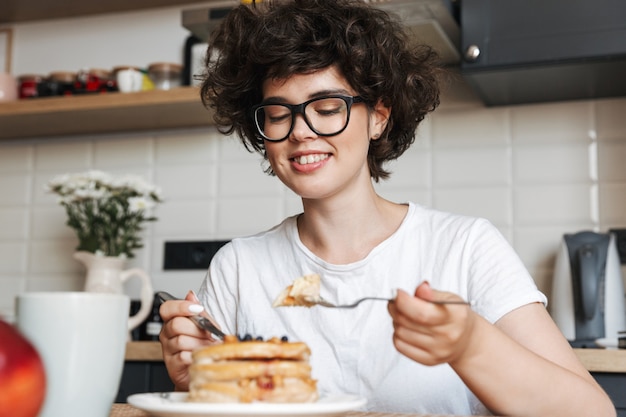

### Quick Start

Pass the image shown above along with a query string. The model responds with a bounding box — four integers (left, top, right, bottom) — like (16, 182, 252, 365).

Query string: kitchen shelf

(0, 0, 217, 23)
(0, 86, 214, 140)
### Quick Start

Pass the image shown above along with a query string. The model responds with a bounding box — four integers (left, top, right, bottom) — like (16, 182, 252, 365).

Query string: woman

(159, 0, 615, 415)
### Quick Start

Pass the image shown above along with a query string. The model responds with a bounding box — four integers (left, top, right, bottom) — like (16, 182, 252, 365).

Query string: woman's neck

(297, 191, 408, 264)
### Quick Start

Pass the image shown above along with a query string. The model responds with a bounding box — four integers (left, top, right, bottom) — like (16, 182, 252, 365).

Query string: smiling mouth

(293, 154, 330, 165)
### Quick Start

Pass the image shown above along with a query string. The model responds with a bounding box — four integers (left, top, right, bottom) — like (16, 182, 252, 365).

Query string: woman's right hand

(159, 290, 220, 391)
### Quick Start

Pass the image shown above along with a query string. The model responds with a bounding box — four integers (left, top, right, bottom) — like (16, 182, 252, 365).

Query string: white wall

(2, 7, 626, 321)
(10, 6, 189, 75)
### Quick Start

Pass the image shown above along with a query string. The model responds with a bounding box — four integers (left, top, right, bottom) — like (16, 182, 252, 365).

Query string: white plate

(127, 392, 367, 417)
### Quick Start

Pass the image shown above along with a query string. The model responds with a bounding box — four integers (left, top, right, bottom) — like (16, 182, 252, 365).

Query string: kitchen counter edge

(125, 341, 164, 362)
(125, 342, 626, 373)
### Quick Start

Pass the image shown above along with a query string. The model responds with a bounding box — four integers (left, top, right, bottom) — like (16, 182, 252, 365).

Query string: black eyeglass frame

(251, 95, 365, 142)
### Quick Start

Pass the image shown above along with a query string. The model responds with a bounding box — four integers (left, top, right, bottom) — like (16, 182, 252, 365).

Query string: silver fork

(156, 291, 225, 340)
(309, 295, 473, 309)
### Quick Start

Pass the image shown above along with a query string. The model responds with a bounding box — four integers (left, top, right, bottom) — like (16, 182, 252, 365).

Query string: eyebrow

(262, 88, 353, 104)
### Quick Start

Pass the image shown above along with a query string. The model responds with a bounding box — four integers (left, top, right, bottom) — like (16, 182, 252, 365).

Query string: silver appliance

(551, 231, 626, 348)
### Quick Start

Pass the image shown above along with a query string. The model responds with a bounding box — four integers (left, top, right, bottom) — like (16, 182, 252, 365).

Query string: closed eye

(316, 107, 342, 116)
(268, 114, 291, 123)
(264, 106, 291, 124)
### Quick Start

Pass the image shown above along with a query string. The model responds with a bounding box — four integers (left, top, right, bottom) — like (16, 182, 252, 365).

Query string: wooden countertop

(574, 348, 626, 373)
(125, 341, 163, 362)
(110, 403, 490, 417)
(125, 342, 626, 373)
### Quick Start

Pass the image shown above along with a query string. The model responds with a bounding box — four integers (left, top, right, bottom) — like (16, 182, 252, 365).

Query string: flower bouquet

(46, 170, 163, 258)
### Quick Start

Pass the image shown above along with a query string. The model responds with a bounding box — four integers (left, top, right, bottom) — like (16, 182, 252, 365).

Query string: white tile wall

(596, 99, 626, 140)
(433, 146, 511, 186)
(1, 7, 626, 322)
(0, 242, 27, 273)
(1, 97, 626, 321)
(510, 101, 594, 143)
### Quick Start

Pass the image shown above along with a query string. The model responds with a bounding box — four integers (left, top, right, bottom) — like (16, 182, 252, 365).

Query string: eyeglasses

(252, 95, 364, 142)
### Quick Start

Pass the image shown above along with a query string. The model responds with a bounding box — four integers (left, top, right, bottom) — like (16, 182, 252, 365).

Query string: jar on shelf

(75, 68, 115, 94)
(112, 65, 141, 76)
(147, 62, 183, 90)
(46, 71, 76, 96)
(18, 74, 45, 99)
(112, 66, 143, 93)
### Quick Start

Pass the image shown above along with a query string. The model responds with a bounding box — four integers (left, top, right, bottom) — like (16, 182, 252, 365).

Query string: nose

(289, 113, 316, 142)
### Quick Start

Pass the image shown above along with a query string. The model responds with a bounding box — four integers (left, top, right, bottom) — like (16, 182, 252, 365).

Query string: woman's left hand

(388, 281, 477, 366)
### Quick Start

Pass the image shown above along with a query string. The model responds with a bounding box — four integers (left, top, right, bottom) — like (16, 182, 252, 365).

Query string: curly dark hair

(200, 0, 442, 181)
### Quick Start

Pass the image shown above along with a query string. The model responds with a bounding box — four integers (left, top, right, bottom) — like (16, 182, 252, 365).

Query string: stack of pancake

(188, 335, 318, 403)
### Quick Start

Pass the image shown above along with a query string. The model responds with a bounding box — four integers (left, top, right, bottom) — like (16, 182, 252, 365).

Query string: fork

(156, 291, 225, 340)
(309, 295, 473, 309)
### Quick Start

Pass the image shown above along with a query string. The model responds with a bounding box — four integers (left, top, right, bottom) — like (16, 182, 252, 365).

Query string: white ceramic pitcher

(74, 251, 154, 335)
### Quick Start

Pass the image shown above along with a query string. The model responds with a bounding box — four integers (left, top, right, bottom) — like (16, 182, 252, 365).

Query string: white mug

(16, 292, 129, 417)
(116, 68, 143, 92)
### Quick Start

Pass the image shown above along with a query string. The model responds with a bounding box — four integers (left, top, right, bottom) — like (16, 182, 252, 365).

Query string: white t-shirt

(198, 202, 546, 415)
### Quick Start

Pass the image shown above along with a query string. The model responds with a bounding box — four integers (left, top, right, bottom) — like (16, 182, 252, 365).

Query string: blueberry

(242, 333, 253, 341)
(281, 336, 289, 342)
(255, 336, 263, 341)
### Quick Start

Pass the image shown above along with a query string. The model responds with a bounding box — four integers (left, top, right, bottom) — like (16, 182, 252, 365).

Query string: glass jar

(46, 71, 76, 96)
(147, 62, 183, 90)
(75, 68, 114, 94)
(18, 74, 45, 99)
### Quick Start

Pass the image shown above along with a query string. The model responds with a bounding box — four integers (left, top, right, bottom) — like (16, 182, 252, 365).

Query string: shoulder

(402, 202, 514, 269)
(211, 215, 299, 266)
(234, 215, 297, 249)
(406, 202, 498, 239)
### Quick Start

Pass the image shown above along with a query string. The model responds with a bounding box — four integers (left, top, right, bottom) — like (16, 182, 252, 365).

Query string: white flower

(150, 186, 163, 200)
(44, 170, 163, 258)
(48, 173, 70, 185)
(128, 196, 155, 213)
(110, 174, 151, 194)
(73, 187, 108, 200)
(86, 170, 110, 182)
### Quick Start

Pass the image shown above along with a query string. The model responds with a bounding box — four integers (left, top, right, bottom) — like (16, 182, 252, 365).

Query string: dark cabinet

(116, 362, 174, 403)
(460, 0, 626, 105)
(593, 372, 626, 416)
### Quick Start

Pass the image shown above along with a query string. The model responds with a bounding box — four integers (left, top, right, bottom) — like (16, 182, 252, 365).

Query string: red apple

(0, 320, 46, 417)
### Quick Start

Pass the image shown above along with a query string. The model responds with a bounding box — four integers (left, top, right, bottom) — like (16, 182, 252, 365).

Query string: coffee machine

(551, 231, 626, 347)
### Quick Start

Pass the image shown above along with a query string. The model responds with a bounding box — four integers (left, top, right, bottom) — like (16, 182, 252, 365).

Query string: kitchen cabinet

(460, 0, 626, 105)
(0, 0, 216, 23)
(593, 373, 626, 416)
(117, 342, 173, 403)
(116, 362, 174, 403)
(0, 87, 214, 140)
